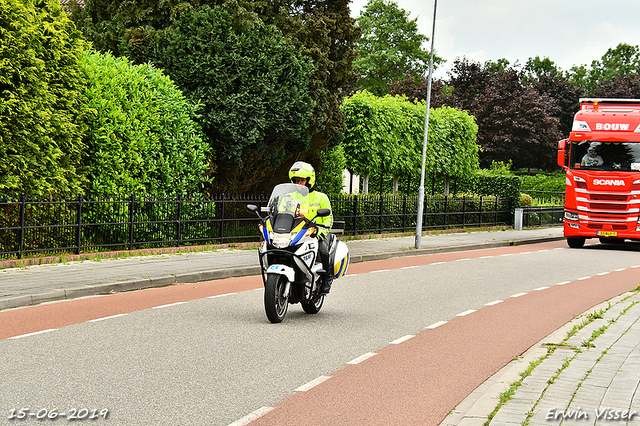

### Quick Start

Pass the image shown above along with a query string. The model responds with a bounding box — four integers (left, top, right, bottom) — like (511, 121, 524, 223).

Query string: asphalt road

(1, 240, 639, 425)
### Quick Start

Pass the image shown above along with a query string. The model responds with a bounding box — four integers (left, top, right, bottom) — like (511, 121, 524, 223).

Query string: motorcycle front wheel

(301, 294, 324, 315)
(265, 274, 289, 323)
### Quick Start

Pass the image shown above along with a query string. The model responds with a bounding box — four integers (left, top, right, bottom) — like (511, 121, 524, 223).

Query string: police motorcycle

(246, 183, 350, 323)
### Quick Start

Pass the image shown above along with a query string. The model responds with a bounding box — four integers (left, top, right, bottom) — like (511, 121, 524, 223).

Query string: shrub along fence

(1, 193, 514, 259)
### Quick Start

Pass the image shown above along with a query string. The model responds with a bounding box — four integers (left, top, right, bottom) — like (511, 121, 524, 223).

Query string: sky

(349, 0, 640, 78)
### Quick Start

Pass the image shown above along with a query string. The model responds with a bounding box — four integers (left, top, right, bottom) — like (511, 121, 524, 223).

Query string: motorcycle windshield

(267, 183, 311, 228)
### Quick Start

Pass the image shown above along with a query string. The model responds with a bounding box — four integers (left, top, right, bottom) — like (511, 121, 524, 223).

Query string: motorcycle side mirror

(246, 204, 258, 213)
(316, 208, 330, 217)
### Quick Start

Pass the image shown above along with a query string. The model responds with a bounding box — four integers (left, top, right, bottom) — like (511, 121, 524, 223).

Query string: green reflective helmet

(289, 161, 315, 188)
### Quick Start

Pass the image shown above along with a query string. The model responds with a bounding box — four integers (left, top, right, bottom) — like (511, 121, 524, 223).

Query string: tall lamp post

(415, 0, 438, 249)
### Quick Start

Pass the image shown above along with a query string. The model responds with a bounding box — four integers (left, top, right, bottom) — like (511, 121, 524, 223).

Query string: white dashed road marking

(390, 335, 415, 345)
(347, 352, 377, 365)
(295, 376, 331, 392)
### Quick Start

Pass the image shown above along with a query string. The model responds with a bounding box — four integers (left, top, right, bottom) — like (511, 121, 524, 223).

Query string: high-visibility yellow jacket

(306, 190, 333, 237)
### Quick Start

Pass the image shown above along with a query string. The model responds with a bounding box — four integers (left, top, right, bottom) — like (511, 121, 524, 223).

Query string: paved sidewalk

(441, 290, 640, 426)
(0, 227, 563, 311)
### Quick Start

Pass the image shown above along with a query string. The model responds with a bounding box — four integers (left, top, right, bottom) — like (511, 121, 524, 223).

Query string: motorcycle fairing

(266, 264, 296, 282)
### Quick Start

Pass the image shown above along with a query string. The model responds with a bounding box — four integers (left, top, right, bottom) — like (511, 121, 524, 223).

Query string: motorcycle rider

(288, 161, 335, 294)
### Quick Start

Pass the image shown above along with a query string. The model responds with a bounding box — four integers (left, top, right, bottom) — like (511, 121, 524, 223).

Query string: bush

(0, 0, 88, 196)
(520, 193, 533, 207)
(80, 51, 210, 195)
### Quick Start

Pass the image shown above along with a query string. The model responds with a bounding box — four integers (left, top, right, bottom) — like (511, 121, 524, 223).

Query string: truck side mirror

(557, 139, 567, 169)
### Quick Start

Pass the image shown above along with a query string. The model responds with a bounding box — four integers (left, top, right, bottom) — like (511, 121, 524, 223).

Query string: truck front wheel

(567, 237, 585, 248)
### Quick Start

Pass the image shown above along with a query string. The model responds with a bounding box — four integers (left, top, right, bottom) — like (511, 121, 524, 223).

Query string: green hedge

(81, 51, 210, 196)
(517, 173, 565, 192)
(0, 0, 88, 196)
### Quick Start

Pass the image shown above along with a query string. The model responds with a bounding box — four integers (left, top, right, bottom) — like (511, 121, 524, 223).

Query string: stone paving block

(573, 385, 607, 402)
(457, 417, 488, 426)
(490, 410, 528, 426)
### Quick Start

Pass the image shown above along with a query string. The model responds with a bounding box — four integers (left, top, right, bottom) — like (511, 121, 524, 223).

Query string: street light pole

(415, 0, 438, 249)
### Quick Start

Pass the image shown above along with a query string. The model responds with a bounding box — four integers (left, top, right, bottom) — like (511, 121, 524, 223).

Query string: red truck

(558, 98, 640, 248)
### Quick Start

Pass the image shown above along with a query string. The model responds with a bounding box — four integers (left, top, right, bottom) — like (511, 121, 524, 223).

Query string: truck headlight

(564, 211, 579, 221)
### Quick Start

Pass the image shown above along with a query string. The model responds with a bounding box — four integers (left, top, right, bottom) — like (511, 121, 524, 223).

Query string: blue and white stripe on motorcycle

(290, 228, 307, 246)
(334, 253, 349, 278)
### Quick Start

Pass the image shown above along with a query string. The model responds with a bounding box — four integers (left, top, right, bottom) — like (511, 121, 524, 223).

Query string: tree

(445, 58, 495, 112)
(471, 68, 562, 171)
(567, 43, 640, 95)
(354, 0, 442, 96)
(341, 91, 479, 195)
(341, 91, 419, 193)
(252, 1, 361, 183)
(80, 51, 209, 195)
(593, 74, 640, 98)
(525, 56, 581, 137)
(388, 75, 451, 108)
(590, 43, 640, 85)
(149, 5, 315, 193)
(425, 106, 479, 195)
(0, 0, 88, 196)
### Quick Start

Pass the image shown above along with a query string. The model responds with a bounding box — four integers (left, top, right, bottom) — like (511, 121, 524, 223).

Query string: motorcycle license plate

(597, 231, 618, 237)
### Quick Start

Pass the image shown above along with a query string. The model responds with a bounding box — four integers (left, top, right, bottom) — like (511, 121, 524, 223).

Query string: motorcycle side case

(333, 240, 350, 279)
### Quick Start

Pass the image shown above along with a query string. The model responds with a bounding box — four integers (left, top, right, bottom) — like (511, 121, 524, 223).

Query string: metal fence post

(128, 194, 135, 251)
(75, 194, 83, 254)
(18, 193, 25, 259)
(479, 196, 483, 226)
(378, 193, 383, 234)
(219, 193, 225, 244)
(176, 194, 183, 247)
(402, 195, 407, 232)
(462, 196, 466, 227)
(352, 195, 358, 235)
(443, 195, 448, 227)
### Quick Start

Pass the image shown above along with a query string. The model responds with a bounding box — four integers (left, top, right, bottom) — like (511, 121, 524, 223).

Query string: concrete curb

(0, 235, 563, 312)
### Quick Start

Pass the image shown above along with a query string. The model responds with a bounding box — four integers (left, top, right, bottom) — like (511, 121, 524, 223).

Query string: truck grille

(590, 214, 626, 220)
(589, 202, 628, 211)
(587, 223, 629, 230)
(590, 194, 627, 202)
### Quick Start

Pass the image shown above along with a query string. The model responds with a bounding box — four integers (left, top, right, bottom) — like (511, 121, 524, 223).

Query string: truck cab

(557, 98, 640, 248)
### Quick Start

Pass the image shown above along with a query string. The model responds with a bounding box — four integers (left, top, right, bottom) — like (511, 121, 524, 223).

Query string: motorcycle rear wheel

(265, 274, 289, 323)
(301, 294, 325, 314)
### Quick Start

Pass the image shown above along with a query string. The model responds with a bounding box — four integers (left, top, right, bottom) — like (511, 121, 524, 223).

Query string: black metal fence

(521, 206, 564, 228)
(331, 193, 513, 235)
(0, 193, 513, 259)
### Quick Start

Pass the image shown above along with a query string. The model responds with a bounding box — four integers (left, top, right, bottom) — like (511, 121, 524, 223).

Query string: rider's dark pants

(318, 234, 333, 281)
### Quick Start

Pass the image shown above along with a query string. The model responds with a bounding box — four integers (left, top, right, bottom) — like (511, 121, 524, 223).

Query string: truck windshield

(569, 140, 640, 172)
